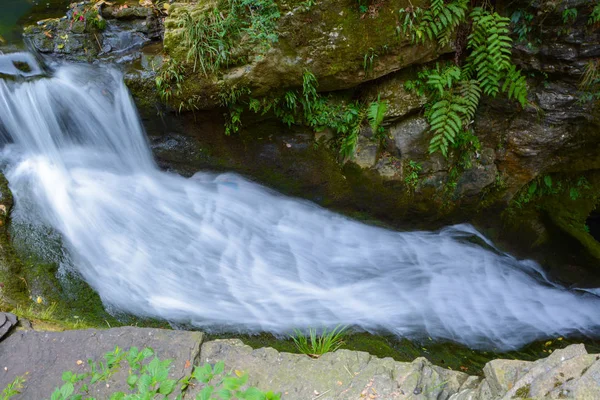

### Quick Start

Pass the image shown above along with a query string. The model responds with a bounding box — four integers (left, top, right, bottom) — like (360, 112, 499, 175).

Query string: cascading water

(0, 63, 599, 350)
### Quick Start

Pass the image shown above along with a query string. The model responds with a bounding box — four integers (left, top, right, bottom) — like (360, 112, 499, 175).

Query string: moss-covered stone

(162, 0, 446, 110)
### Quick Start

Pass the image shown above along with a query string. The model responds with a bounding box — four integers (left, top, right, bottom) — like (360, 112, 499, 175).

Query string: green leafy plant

(402, 3, 528, 157)
(179, 0, 280, 77)
(510, 9, 534, 44)
(562, 8, 578, 24)
(367, 96, 388, 137)
(6, 346, 281, 400)
(222, 70, 371, 157)
(580, 59, 600, 103)
(219, 84, 251, 135)
(291, 326, 348, 358)
(363, 48, 378, 73)
(404, 160, 422, 192)
(398, 0, 469, 47)
(1, 375, 26, 400)
(155, 59, 186, 102)
(590, 1, 600, 25)
(85, 8, 106, 30)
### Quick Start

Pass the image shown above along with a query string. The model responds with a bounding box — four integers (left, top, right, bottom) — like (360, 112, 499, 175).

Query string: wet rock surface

(22, 1, 162, 64)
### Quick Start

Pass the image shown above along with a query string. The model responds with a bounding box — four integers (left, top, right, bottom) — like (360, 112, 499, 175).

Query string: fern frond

(368, 97, 388, 134)
(458, 80, 482, 121)
(466, 8, 513, 97)
(501, 65, 528, 107)
(427, 94, 468, 156)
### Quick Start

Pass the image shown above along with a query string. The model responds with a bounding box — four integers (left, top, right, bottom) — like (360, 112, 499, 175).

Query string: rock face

(0, 327, 599, 399)
(23, 2, 162, 64)
(163, 0, 446, 109)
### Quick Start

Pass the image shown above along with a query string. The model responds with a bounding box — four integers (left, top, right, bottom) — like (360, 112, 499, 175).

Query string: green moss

(513, 384, 531, 398)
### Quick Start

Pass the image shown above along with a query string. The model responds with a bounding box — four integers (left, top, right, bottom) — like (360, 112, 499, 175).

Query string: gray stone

(362, 70, 428, 122)
(0, 327, 203, 399)
(353, 135, 378, 168)
(0, 312, 17, 342)
(390, 116, 429, 161)
(195, 339, 471, 400)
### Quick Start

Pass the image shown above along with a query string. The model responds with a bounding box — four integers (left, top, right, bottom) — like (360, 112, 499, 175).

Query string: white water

(1, 64, 599, 350)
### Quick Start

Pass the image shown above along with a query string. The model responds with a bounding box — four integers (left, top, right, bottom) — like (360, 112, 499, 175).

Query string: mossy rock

(162, 0, 447, 110)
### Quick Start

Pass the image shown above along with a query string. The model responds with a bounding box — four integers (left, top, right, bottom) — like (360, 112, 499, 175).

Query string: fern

(458, 80, 482, 121)
(427, 93, 468, 156)
(426, 65, 462, 96)
(466, 8, 512, 97)
(502, 65, 528, 107)
(367, 97, 388, 134)
(398, 0, 468, 46)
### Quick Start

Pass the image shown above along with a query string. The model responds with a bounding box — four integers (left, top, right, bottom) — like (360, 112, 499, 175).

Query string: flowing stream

(0, 63, 599, 350)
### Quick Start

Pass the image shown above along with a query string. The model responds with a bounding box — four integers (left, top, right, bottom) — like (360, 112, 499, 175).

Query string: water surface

(1, 63, 599, 351)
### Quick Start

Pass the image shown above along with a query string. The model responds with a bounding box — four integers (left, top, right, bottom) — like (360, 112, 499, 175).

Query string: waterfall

(1, 62, 598, 350)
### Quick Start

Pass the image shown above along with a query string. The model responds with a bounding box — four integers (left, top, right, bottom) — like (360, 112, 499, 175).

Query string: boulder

(163, 0, 448, 109)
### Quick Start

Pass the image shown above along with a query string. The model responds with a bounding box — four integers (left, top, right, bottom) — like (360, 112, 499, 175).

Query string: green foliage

(356, 0, 372, 14)
(402, 3, 528, 157)
(1, 375, 26, 400)
(404, 160, 422, 192)
(510, 9, 534, 44)
(465, 8, 513, 97)
(221, 70, 373, 158)
(179, 0, 280, 77)
(398, 0, 469, 47)
(155, 59, 185, 102)
(367, 96, 388, 137)
(513, 175, 593, 208)
(562, 8, 578, 24)
(5, 346, 281, 400)
(299, 0, 316, 12)
(291, 326, 348, 357)
(219, 84, 252, 135)
(580, 60, 600, 102)
(590, 2, 600, 25)
(363, 48, 378, 73)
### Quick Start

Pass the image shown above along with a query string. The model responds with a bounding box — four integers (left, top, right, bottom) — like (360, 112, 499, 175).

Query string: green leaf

(213, 361, 225, 375)
(127, 374, 138, 388)
(196, 386, 214, 400)
(159, 379, 177, 395)
(217, 388, 233, 400)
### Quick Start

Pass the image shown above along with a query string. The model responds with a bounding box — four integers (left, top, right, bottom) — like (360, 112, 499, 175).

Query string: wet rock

(454, 148, 497, 198)
(0, 312, 17, 342)
(23, 2, 162, 64)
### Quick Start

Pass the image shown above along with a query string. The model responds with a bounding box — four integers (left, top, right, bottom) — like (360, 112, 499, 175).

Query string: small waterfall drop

(1, 63, 598, 350)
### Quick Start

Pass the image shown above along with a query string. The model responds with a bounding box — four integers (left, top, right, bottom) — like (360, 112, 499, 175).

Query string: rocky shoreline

(0, 317, 598, 399)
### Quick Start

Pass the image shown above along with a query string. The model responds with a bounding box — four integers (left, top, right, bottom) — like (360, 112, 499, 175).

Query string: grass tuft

(291, 325, 348, 358)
